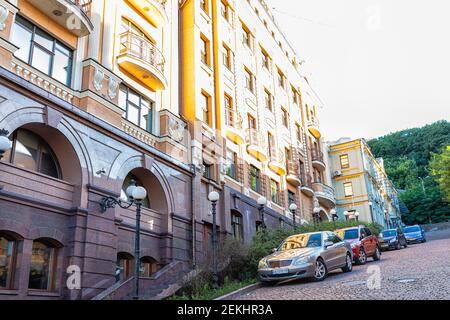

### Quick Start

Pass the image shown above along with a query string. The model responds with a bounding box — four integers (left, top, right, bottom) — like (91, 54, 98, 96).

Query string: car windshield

(381, 230, 397, 237)
(278, 233, 322, 251)
(336, 229, 359, 240)
(404, 226, 420, 233)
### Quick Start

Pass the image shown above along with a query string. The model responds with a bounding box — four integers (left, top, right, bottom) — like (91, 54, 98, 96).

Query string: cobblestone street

(234, 238, 450, 300)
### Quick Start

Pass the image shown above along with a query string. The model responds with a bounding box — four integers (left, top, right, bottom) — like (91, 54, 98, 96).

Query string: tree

(429, 146, 450, 203)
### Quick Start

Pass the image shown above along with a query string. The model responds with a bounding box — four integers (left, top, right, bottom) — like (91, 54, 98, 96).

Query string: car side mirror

(324, 241, 334, 248)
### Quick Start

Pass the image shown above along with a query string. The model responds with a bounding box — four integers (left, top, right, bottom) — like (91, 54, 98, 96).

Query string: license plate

(272, 268, 289, 275)
(381, 244, 388, 247)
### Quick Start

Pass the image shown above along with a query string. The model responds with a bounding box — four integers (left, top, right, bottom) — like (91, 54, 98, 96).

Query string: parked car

(336, 226, 381, 265)
(378, 228, 408, 251)
(258, 231, 353, 284)
(403, 225, 427, 244)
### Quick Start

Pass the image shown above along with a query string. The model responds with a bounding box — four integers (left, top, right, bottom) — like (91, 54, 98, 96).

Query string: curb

(214, 283, 261, 300)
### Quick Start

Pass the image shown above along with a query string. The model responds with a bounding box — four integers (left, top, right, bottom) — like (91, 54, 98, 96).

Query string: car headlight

(351, 241, 361, 248)
(292, 256, 309, 266)
(389, 238, 396, 243)
(258, 259, 269, 269)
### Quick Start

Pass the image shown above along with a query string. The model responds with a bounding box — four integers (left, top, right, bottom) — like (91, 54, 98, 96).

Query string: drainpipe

(190, 163, 197, 268)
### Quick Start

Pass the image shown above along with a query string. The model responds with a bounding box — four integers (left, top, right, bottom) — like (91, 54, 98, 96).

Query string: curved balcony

(300, 174, 314, 197)
(27, 0, 93, 37)
(307, 118, 321, 139)
(311, 149, 326, 171)
(225, 108, 245, 145)
(286, 160, 301, 187)
(128, 0, 168, 28)
(118, 31, 167, 91)
(313, 182, 336, 208)
(268, 148, 286, 176)
(246, 129, 268, 162)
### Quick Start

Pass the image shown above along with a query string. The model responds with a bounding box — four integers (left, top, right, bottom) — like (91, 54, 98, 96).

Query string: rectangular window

(277, 69, 285, 88)
(200, 0, 209, 15)
(201, 92, 211, 126)
(288, 191, 296, 205)
(225, 149, 237, 180)
(200, 35, 210, 66)
(231, 213, 243, 240)
(223, 44, 232, 70)
(344, 182, 354, 197)
(248, 114, 257, 129)
(119, 85, 154, 132)
(220, 1, 230, 22)
(261, 49, 270, 70)
(203, 161, 213, 180)
(340, 154, 350, 169)
(264, 89, 273, 111)
(242, 25, 252, 49)
(11, 16, 73, 86)
(281, 108, 289, 128)
(270, 179, 280, 204)
(296, 123, 302, 142)
(267, 132, 274, 156)
(249, 165, 261, 193)
(291, 86, 298, 104)
(244, 68, 255, 93)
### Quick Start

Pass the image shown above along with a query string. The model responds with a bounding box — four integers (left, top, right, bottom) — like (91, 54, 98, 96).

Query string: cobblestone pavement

(234, 239, 450, 300)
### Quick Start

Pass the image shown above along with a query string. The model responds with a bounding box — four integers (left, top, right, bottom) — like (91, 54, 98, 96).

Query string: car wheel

(422, 238, 427, 243)
(313, 258, 328, 281)
(403, 241, 408, 248)
(373, 246, 381, 261)
(395, 242, 401, 250)
(357, 249, 367, 265)
(342, 253, 353, 273)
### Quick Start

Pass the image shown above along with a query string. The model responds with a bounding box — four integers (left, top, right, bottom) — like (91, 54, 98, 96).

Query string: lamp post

(257, 196, 267, 228)
(208, 191, 220, 289)
(289, 203, 298, 229)
(343, 210, 350, 221)
(0, 129, 12, 160)
(330, 209, 337, 229)
(354, 211, 360, 222)
(100, 179, 147, 300)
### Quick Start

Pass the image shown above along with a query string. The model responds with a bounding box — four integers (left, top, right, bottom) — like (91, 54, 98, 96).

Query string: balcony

(311, 149, 326, 171)
(127, 0, 168, 28)
(313, 182, 336, 208)
(118, 31, 167, 91)
(225, 107, 245, 145)
(307, 118, 321, 139)
(246, 129, 268, 162)
(286, 160, 301, 187)
(300, 173, 314, 197)
(27, 0, 93, 37)
(268, 148, 286, 176)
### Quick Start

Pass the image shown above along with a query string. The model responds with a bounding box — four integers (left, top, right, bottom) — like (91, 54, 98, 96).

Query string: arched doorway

(116, 252, 134, 283)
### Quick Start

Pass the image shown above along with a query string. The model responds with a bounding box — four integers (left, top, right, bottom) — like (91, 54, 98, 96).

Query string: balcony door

(120, 18, 154, 63)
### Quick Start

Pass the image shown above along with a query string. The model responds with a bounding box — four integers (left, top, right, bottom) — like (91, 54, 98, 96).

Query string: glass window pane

(127, 103, 139, 126)
(11, 22, 33, 62)
(140, 106, 148, 131)
(119, 88, 127, 112)
(128, 90, 140, 105)
(31, 46, 52, 75)
(29, 241, 56, 290)
(34, 29, 54, 51)
(40, 148, 59, 178)
(13, 130, 39, 171)
(53, 50, 71, 85)
(0, 237, 15, 289)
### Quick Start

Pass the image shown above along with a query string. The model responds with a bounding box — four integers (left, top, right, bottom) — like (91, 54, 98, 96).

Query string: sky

(268, 0, 450, 141)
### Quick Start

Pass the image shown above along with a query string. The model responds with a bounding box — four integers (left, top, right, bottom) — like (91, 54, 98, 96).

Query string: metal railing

(269, 147, 285, 165)
(69, 0, 92, 15)
(313, 182, 335, 198)
(225, 107, 243, 130)
(246, 128, 265, 149)
(307, 118, 320, 128)
(301, 172, 313, 188)
(120, 31, 165, 73)
(311, 149, 324, 163)
(287, 160, 299, 177)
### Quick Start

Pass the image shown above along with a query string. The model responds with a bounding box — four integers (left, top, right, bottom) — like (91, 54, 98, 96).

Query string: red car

(336, 226, 381, 265)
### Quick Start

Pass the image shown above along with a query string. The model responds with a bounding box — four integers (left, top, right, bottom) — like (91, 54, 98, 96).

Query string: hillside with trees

(367, 120, 450, 225)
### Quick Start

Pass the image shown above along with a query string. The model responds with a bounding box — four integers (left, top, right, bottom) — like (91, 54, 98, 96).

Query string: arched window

(3, 129, 61, 179)
(28, 239, 59, 291)
(231, 211, 243, 241)
(120, 174, 150, 208)
(140, 257, 158, 278)
(116, 252, 133, 282)
(0, 234, 18, 289)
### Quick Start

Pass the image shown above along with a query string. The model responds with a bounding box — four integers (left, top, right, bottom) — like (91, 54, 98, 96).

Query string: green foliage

(430, 146, 450, 203)
(367, 120, 450, 224)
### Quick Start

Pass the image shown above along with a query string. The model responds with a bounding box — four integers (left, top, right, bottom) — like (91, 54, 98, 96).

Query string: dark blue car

(378, 229, 408, 251)
(403, 225, 427, 244)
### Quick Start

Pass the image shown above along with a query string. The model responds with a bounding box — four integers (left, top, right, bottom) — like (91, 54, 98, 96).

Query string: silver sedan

(258, 231, 354, 283)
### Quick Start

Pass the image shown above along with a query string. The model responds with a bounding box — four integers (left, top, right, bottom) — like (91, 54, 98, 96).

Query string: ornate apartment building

(327, 138, 402, 229)
(0, 0, 334, 300)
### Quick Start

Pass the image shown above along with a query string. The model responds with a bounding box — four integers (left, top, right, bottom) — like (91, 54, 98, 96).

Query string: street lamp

(100, 179, 147, 300)
(208, 191, 220, 289)
(343, 210, 350, 221)
(330, 209, 337, 228)
(257, 196, 267, 228)
(354, 211, 360, 221)
(0, 129, 12, 160)
(289, 203, 298, 229)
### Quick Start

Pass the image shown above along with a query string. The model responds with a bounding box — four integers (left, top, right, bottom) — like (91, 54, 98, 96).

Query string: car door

(324, 232, 346, 269)
(322, 232, 338, 269)
(362, 228, 375, 255)
(332, 232, 348, 266)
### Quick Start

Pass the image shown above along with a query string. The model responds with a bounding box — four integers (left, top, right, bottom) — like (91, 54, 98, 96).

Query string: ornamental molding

(0, 5, 8, 31)
(93, 67, 104, 91)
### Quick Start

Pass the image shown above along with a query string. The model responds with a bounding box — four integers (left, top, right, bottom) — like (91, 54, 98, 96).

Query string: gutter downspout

(190, 164, 197, 268)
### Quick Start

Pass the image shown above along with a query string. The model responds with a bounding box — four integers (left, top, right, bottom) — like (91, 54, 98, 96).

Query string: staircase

(92, 261, 191, 300)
